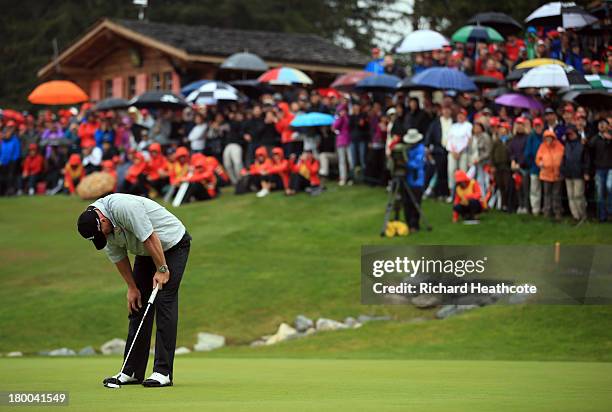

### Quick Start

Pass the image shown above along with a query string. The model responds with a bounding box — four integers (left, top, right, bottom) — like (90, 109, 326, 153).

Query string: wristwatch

(158, 264, 169, 273)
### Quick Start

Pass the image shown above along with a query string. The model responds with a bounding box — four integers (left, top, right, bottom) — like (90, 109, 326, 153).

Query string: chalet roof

(110, 19, 368, 68)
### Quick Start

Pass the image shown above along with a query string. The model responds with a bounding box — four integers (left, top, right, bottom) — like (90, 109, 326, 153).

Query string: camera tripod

(380, 174, 433, 236)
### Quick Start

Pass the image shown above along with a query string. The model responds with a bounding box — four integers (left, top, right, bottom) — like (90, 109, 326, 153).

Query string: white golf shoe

(142, 371, 172, 387)
(102, 371, 140, 386)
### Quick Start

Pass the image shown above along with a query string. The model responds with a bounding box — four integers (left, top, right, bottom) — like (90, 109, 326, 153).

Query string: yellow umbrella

(516, 58, 567, 69)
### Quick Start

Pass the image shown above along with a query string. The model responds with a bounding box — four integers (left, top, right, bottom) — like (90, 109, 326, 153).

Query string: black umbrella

(525, 2, 598, 29)
(483, 87, 510, 100)
(506, 68, 529, 82)
(129, 90, 188, 110)
(221, 52, 268, 72)
(229, 79, 275, 98)
(468, 12, 522, 36)
(94, 98, 129, 111)
(562, 89, 612, 108)
(471, 75, 504, 88)
(396, 77, 436, 91)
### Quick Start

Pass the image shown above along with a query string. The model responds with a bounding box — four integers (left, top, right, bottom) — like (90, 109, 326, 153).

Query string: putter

(104, 285, 160, 389)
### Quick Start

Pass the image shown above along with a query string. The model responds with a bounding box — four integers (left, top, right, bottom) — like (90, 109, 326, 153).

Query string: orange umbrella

(28, 80, 89, 105)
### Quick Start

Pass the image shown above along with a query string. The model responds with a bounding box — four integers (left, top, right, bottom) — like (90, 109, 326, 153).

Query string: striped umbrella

(330, 71, 373, 90)
(452, 25, 504, 43)
(186, 81, 242, 105)
(516, 58, 567, 69)
(585, 74, 612, 89)
(258, 67, 313, 85)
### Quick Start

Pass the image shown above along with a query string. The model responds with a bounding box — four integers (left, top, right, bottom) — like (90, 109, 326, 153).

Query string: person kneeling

(183, 158, 217, 203)
(453, 170, 484, 223)
(286, 150, 321, 196)
(235, 146, 271, 195)
(260, 147, 290, 197)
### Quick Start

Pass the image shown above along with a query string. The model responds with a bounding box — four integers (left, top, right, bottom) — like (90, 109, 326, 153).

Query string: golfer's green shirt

(91, 194, 186, 263)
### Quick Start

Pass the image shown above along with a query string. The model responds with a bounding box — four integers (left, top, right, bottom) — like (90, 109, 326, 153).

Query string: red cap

(543, 130, 556, 139)
(564, 104, 575, 113)
(6, 120, 16, 127)
(592, 60, 601, 67)
(533, 118, 544, 126)
(458, 108, 468, 116)
(489, 117, 500, 127)
(272, 147, 284, 157)
(255, 146, 268, 157)
(582, 58, 591, 65)
(102, 160, 115, 170)
(69, 153, 81, 166)
(28, 143, 38, 151)
(82, 140, 95, 149)
(149, 143, 161, 153)
(455, 170, 470, 184)
(515, 117, 527, 124)
(500, 122, 511, 130)
(175, 146, 190, 158)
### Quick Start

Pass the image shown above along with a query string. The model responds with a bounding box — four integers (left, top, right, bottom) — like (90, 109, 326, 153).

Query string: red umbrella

(317, 88, 341, 98)
(1, 109, 25, 124)
(28, 80, 89, 105)
(330, 71, 373, 91)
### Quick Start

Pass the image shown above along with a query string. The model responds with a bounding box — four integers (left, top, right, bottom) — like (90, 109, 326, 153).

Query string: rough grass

(0, 185, 611, 360)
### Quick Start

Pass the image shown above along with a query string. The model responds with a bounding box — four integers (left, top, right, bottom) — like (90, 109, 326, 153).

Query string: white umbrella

(517, 64, 589, 89)
(395, 29, 449, 53)
(186, 81, 242, 105)
(525, 2, 598, 29)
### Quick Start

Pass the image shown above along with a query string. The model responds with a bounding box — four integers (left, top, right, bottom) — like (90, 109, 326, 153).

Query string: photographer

(389, 128, 426, 233)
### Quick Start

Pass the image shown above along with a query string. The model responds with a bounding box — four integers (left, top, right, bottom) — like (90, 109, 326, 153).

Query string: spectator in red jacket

(275, 102, 297, 157)
(120, 152, 148, 196)
(286, 150, 321, 196)
(102, 160, 118, 192)
(63, 153, 85, 195)
(453, 170, 484, 222)
(258, 147, 291, 197)
(78, 113, 99, 148)
(146, 142, 169, 196)
(183, 156, 217, 202)
(21, 143, 44, 195)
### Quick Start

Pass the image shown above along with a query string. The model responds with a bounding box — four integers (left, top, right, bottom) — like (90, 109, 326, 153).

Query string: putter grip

(148, 286, 160, 304)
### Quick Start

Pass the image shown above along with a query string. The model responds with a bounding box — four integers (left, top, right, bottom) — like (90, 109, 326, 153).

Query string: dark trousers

(184, 182, 213, 202)
(495, 169, 511, 210)
(431, 152, 449, 197)
(401, 184, 423, 230)
(542, 180, 562, 217)
(124, 233, 191, 381)
(0, 162, 17, 196)
(290, 173, 311, 192)
(453, 199, 483, 220)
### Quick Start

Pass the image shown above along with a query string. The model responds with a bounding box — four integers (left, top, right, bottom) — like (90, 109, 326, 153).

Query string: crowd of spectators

(1, 23, 610, 226)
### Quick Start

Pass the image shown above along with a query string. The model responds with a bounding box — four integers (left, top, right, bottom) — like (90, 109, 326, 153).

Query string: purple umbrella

(495, 93, 543, 111)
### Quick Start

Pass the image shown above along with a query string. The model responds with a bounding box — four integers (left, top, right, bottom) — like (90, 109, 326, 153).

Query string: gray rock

(436, 305, 479, 319)
(100, 338, 126, 355)
(315, 318, 348, 331)
(250, 340, 266, 347)
(304, 327, 316, 336)
(193, 333, 225, 352)
(7, 351, 23, 357)
(411, 294, 442, 308)
(265, 323, 297, 345)
(78, 346, 96, 356)
(175, 346, 191, 355)
(294, 315, 314, 332)
(508, 286, 535, 304)
(357, 315, 392, 324)
(49, 348, 76, 357)
(343, 317, 363, 329)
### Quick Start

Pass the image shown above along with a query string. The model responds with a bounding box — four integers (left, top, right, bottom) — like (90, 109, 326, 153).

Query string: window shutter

(90, 80, 101, 101)
(171, 71, 181, 94)
(112, 76, 124, 97)
(136, 73, 148, 95)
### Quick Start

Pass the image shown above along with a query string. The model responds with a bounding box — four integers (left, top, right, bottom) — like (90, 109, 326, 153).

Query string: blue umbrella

(355, 74, 401, 91)
(181, 80, 212, 96)
(411, 67, 477, 91)
(290, 112, 335, 127)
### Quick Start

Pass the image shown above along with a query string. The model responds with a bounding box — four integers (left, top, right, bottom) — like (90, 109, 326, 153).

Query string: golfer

(77, 193, 191, 387)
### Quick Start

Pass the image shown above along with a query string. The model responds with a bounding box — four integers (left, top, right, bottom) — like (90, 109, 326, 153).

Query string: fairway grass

(1, 357, 611, 412)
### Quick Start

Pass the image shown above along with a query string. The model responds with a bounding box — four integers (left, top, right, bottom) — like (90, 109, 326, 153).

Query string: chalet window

(127, 76, 136, 98)
(151, 73, 161, 90)
(104, 79, 113, 98)
(163, 71, 173, 91)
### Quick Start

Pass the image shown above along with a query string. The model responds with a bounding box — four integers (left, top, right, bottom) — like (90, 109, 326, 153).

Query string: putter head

(103, 378, 122, 389)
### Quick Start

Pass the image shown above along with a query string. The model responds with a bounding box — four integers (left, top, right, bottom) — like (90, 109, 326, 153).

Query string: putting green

(1, 357, 611, 411)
